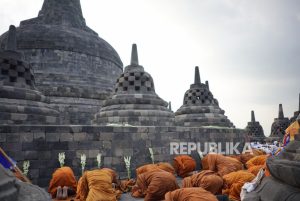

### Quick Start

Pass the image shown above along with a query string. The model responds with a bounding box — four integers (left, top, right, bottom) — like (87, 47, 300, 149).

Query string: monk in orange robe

(245, 155, 267, 169)
(131, 169, 179, 201)
(173, 155, 196, 177)
(76, 168, 120, 201)
(182, 170, 223, 194)
(165, 187, 218, 201)
(222, 170, 255, 201)
(48, 166, 77, 199)
(247, 165, 264, 176)
(136, 162, 175, 176)
(202, 153, 243, 176)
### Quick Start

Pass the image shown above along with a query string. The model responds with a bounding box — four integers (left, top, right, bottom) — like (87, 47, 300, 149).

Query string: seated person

(76, 168, 120, 201)
(131, 169, 179, 201)
(48, 166, 77, 199)
(202, 153, 243, 176)
(182, 170, 223, 194)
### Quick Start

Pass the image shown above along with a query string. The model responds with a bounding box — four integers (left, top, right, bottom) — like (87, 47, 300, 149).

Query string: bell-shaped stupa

(175, 67, 234, 127)
(0, 25, 59, 125)
(270, 104, 290, 139)
(290, 93, 300, 123)
(93, 44, 174, 126)
(0, 0, 123, 124)
(245, 110, 265, 140)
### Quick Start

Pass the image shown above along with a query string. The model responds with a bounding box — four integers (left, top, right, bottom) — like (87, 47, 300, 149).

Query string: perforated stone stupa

(94, 44, 174, 126)
(290, 94, 300, 123)
(0, 0, 123, 124)
(270, 104, 290, 138)
(245, 110, 265, 140)
(0, 25, 59, 124)
(175, 67, 234, 127)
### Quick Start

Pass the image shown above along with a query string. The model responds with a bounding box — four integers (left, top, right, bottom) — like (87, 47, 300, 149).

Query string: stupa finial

(278, 104, 284, 119)
(251, 110, 255, 122)
(130, 44, 139, 66)
(298, 93, 300, 111)
(194, 66, 201, 84)
(205, 81, 209, 89)
(37, 0, 86, 28)
(6, 25, 17, 51)
(168, 101, 172, 111)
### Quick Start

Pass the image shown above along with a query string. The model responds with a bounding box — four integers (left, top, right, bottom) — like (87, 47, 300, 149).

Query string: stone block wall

(0, 125, 246, 187)
(20, 49, 122, 124)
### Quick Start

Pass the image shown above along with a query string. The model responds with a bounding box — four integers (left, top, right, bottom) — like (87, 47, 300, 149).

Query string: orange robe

(247, 165, 264, 176)
(222, 170, 255, 201)
(182, 170, 223, 194)
(136, 162, 175, 176)
(252, 149, 266, 156)
(173, 155, 196, 177)
(48, 166, 77, 198)
(246, 155, 267, 169)
(131, 170, 179, 201)
(202, 154, 243, 176)
(165, 187, 218, 201)
(76, 168, 119, 201)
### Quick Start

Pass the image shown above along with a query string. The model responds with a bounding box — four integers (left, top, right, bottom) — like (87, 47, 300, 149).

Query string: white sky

(0, 0, 299, 136)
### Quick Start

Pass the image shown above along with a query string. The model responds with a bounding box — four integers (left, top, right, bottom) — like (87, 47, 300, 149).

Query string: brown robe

(182, 170, 223, 194)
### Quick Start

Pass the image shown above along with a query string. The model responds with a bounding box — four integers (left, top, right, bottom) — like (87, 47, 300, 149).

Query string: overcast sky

(0, 0, 299, 136)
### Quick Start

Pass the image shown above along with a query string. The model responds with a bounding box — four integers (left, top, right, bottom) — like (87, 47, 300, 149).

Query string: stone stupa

(270, 104, 290, 139)
(245, 110, 265, 141)
(175, 66, 234, 127)
(0, 0, 123, 124)
(93, 44, 174, 126)
(290, 93, 300, 123)
(0, 25, 59, 125)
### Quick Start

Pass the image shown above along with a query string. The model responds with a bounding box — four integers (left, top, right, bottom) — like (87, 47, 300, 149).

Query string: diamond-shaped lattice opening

(3, 59, 9, 64)
(141, 81, 145, 86)
(26, 80, 31, 85)
(192, 100, 196, 104)
(135, 86, 140, 91)
(196, 96, 200, 100)
(129, 81, 134, 86)
(130, 72, 134, 76)
(147, 87, 152, 91)
(201, 100, 205, 104)
(124, 76, 128, 81)
(119, 83, 123, 87)
(115, 88, 118, 92)
(135, 76, 140, 80)
(1, 69, 8, 75)
(18, 72, 24, 77)
(189, 97, 192, 100)
(10, 77, 17, 82)
(123, 87, 128, 91)
(10, 65, 16, 70)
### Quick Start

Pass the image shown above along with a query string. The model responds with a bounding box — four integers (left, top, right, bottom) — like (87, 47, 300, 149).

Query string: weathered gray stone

(93, 44, 175, 126)
(270, 104, 290, 139)
(175, 67, 234, 128)
(0, 0, 123, 125)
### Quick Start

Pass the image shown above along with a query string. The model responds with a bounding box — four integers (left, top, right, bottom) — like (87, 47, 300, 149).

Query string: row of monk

(48, 150, 268, 201)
